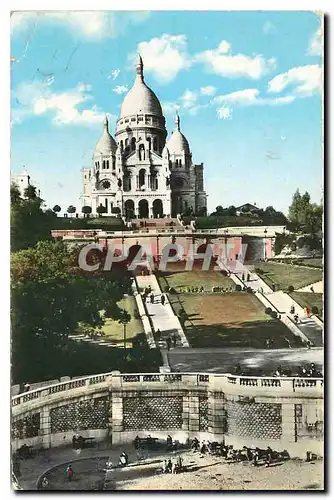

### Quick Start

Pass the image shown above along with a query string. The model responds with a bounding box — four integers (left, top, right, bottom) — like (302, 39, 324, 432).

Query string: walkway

(136, 274, 189, 349)
(297, 281, 323, 293)
(219, 260, 323, 347)
(166, 347, 324, 374)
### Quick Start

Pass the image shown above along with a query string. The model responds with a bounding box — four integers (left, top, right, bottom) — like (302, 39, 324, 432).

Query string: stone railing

(11, 371, 323, 457)
(12, 372, 323, 409)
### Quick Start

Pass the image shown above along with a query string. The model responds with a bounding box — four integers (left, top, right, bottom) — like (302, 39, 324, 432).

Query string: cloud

(161, 102, 180, 115)
(109, 69, 120, 80)
(267, 65, 322, 95)
(181, 89, 198, 108)
(200, 86, 217, 96)
(263, 21, 277, 35)
(214, 88, 295, 107)
(195, 40, 276, 80)
(12, 80, 111, 126)
(308, 26, 323, 56)
(135, 34, 191, 83)
(188, 104, 209, 116)
(112, 85, 129, 95)
(217, 106, 233, 120)
(11, 11, 151, 40)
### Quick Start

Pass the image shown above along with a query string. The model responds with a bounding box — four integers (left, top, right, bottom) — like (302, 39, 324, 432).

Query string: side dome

(120, 56, 163, 118)
(94, 116, 117, 156)
(166, 113, 190, 154)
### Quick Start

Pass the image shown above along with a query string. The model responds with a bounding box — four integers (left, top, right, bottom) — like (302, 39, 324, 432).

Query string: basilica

(81, 56, 207, 219)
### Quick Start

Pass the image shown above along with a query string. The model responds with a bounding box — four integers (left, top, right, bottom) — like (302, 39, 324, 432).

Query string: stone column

(281, 402, 296, 444)
(188, 394, 200, 433)
(111, 392, 123, 445)
(182, 395, 190, 433)
(149, 203, 153, 219)
(40, 405, 51, 449)
(208, 395, 226, 439)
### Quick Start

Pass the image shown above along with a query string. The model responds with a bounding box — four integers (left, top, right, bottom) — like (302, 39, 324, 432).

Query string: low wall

(11, 371, 323, 458)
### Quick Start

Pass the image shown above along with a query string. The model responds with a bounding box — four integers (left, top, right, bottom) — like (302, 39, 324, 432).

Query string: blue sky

(10, 10, 323, 214)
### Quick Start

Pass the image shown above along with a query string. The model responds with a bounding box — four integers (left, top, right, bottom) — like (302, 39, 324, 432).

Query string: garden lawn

(255, 262, 322, 291)
(157, 264, 234, 293)
(168, 293, 303, 349)
(100, 296, 144, 345)
(297, 259, 323, 269)
(290, 292, 323, 318)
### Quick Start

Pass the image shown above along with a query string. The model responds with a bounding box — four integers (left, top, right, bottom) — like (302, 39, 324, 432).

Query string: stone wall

(11, 372, 324, 457)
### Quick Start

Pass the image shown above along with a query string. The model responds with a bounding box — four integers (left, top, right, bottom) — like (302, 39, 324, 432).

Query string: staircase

(136, 274, 189, 348)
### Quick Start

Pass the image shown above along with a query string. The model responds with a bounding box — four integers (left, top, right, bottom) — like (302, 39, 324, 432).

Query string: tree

(82, 206, 92, 217)
(226, 205, 237, 216)
(11, 240, 132, 383)
(67, 205, 76, 217)
(11, 183, 53, 251)
(24, 185, 38, 200)
(96, 205, 107, 217)
(118, 309, 131, 350)
(53, 205, 61, 215)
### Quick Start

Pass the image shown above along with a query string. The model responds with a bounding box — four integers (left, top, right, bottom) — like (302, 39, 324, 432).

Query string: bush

(247, 287, 253, 293)
(169, 287, 177, 295)
(312, 306, 319, 315)
(235, 284, 242, 292)
(164, 285, 170, 293)
(271, 310, 278, 319)
(287, 285, 294, 293)
(255, 268, 264, 275)
(265, 307, 272, 315)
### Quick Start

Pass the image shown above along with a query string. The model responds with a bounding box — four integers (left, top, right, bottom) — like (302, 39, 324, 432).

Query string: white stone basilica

(81, 56, 207, 219)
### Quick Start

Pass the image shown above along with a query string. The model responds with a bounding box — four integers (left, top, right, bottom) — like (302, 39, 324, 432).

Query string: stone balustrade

(11, 371, 323, 458)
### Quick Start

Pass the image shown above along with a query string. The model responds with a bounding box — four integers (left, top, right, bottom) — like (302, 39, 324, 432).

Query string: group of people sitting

(105, 452, 129, 470)
(273, 363, 322, 378)
(162, 456, 184, 474)
(191, 438, 289, 467)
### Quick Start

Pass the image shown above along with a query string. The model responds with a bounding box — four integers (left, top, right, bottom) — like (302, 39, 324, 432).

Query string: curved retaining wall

(11, 372, 323, 458)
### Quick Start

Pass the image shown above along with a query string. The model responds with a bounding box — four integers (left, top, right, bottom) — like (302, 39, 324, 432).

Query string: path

(297, 281, 323, 293)
(166, 347, 324, 374)
(136, 274, 189, 348)
(218, 260, 323, 347)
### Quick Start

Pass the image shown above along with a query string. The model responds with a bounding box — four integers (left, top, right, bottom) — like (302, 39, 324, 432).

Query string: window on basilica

(101, 180, 111, 189)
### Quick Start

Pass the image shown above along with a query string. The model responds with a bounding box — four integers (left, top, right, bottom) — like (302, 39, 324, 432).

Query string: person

(290, 305, 295, 315)
(265, 447, 273, 467)
(163, 459, 169, 474)
(172, 462, 178, 474)
(266, 338, 271, 349)
(105, 459, 113, 469)
(310, 286, 315, 293)
(166, 435, 173, 450)
(200, 441, 207, 454)
(309, 363, 316, 377)
(242, 273, 245, 281)
(150, 293, 155, 304)
(247, 273, 250, 282)
(119, 452, 128, 467)
(134, 435, 140, 450)
(39, 477, 49, 490)
(177, 456, 183, 472)
(161, 294, 166, 306)
(306, 306, 311, 317)
(156, 329, 161, 341)
(65, 464, 73, 481)
(294, 314, 299, 324)
(167, 458, 173, 473)
(166, 337, 172, 351)
(252, 449, 259, 467)
(172, 333, 177, 347)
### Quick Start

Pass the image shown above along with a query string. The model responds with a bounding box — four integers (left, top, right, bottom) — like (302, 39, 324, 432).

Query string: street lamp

(264, 228, 268, 261)
(224, 229, 228, 262)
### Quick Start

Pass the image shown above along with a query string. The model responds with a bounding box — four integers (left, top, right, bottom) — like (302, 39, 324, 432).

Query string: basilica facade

(81, 56, 207, 219)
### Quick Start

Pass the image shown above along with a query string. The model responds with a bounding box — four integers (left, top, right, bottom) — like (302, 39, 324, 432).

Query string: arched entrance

(152, 199, 163, 218)
(124, 199, 135, 220)
(138, 199, 149, 218)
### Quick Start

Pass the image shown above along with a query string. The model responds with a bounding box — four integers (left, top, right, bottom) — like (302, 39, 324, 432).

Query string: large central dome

(120, 56, 163, 118)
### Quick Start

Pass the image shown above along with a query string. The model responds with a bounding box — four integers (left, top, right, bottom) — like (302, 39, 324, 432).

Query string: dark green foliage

(288, 285, 294, 293)
(271, 310, 278, 319)
(235, 284, 242, 291)
(265, 307, 272, 315)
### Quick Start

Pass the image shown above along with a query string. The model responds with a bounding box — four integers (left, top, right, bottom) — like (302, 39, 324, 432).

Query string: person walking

(65, 464, 73, 482)
(161, 294, 166, 306)
(166, 337, 172, 351)
(150, 293, 155, 304)
(172, 333, 177, 347)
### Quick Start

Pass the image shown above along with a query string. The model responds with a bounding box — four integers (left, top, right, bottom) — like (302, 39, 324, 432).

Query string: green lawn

(76, 296, 144, 347)
(255, 262, 322, 291)
(297, 258, 323, 269)
(290, 292, 323, 318)
(157, 265, 234, 293)
(168, 293, 303, 349)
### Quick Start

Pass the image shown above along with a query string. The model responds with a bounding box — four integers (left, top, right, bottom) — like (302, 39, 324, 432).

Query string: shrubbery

(235, 284, 242, 292)
(288, 285, 294, 293)
(271, 310, 278, 319)
(265, 307, 272, 315)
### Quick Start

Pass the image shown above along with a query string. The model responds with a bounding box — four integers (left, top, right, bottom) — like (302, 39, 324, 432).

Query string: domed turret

(166, 113, 190, 155)
(94, 116, 117, 156)
(120, 55, 163, 118)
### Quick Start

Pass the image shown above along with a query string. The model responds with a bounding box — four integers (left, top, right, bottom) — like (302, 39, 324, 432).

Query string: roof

(120, 55, 163, 118)
(166, 113, 190, 155)
(236, 203, 258, 211)
(94, 116, 117, 156)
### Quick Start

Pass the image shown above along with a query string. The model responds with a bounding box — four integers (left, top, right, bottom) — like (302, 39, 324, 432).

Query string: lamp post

(224, 229, 228, 262)
(264, 228, 268, 261)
